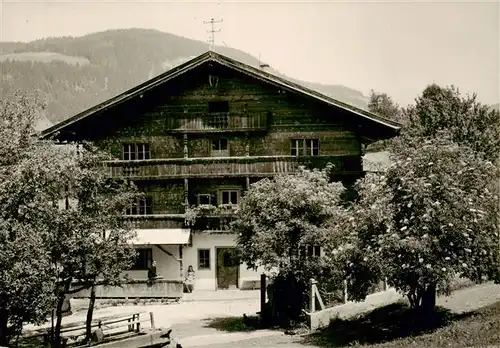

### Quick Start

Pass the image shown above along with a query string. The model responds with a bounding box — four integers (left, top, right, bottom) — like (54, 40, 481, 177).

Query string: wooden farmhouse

(41, 51, 400, 292)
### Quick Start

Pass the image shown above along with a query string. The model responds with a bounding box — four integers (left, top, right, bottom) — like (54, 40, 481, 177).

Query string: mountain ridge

(0, 28, 369, 128)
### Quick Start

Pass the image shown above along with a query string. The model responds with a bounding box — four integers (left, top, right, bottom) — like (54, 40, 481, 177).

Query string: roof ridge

(209, 51, 402, 129)
(41, 50, 401, 138)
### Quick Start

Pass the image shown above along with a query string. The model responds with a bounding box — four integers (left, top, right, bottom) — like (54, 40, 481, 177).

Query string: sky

(1, 0, 499, 107)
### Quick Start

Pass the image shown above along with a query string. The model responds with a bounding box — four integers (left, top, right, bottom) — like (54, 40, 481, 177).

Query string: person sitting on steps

(184, 265, 195, 293)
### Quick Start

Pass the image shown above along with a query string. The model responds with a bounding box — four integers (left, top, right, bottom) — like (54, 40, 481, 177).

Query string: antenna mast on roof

(258, 52, 270, 70)
(204, 18, 223, 51)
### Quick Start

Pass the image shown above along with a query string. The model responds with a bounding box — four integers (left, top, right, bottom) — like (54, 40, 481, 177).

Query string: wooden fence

(307, 277, 399, 331)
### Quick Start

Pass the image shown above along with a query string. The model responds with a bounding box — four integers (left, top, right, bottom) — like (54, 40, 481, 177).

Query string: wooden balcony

(107, 155, 360, 180)
(166, 112, 268, 133)
(192, 216, 235, 234)
(124, 214, 185, 229)
(123, 213, 233, 233)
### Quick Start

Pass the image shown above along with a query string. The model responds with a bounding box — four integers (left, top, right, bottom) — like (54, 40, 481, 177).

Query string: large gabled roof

(40, 50, 401, 139)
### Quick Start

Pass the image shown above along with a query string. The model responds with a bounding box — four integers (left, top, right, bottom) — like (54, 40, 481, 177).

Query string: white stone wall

(309, 288, 402, 330)
(182, 233, 264, 291)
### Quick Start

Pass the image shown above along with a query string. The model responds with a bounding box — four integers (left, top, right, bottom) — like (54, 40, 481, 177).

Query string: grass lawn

(302, 300, 500, 347)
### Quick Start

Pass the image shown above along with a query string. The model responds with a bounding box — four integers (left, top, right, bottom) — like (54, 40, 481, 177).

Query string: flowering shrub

(341, 134, 499, 309)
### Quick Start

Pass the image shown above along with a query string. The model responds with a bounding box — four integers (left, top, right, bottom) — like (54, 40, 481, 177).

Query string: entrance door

(216, 247, 239, 290)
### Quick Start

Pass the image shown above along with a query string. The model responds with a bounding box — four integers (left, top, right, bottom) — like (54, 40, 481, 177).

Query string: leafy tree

(368, 90, 404, 124)
(0, 93, 58, 346)
(406, 84, 500, 163)
(366, 90, 406, 152)
(348, 84, 500, 311)
(323, 173, 389, 302)
(47, 144, 139, 348)
(232, 166, 346, 326)
(0, 92, 139, 347)
(0, 92, 44, 163)
(76, 148, 140, 342)
(341, 134, 499, 311)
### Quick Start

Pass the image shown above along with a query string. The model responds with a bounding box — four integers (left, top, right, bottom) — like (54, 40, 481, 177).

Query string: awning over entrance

(131, 228, 191, 246)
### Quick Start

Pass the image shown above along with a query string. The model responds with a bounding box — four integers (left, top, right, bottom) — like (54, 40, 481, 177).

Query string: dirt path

(437, 282, 500, 313)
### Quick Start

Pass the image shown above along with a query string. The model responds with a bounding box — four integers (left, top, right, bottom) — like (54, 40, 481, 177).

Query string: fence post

(310, 278, 317, 313)
(343, 279, 348, 304)
(384, 277, 388, 291)
(260, 273, 266, 318)
(149, 312, 155, 329)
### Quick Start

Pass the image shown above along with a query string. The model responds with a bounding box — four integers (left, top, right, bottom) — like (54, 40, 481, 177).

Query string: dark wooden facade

(42, 51, 400, 232)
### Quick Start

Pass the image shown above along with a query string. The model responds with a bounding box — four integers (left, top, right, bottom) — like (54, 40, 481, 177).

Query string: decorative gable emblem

(208, 74, 219, 88)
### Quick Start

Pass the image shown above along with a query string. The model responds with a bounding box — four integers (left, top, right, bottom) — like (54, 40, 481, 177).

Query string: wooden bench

(23, 311, 155, 346)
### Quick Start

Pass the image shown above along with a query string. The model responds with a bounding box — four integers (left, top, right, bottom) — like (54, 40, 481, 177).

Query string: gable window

(123, 143, 150, 160)
(126, 196, 153, 215)
(198, 249, 211, 270)
(128, 248, 152, 270)
(207, 101, 229, 128)
(291, 139, 319, 156)
(220, 190, 239, 205)
(197, 194, 211, 206)
(208, 101, 229, 113)
(211, 139, 229, 157)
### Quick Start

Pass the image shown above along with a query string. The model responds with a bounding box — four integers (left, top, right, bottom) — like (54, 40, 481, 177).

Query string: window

(126, 197, 153, 215)
(305, 139, 320, 156)
(123, 143, 150, 160)
(212, 139, 228, 151)
(129, 248, 152, 270)
(197, 194, 211, 206)
(291, 139, 304, 156)
(291, 139, 319, 156)
(198, 249, 211, 270)
(211, 139, 229, 157)
(207, 101, 229, 128)
(208, 101, 229, 113)
(123, 143, 136, 160)
(137, 144, 150, 160)
(223, 250, 239, 267)
(220, 190, 239, 205)
(299, 245, 321, 258)
(307, 245, 321, 257)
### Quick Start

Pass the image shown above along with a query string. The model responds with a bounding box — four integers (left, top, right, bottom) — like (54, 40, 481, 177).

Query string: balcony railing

(166, 112, 268, 133)
(124, 213, 234, 233)
(124, 214, 185, 229)
(107, 155, 361, 180)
